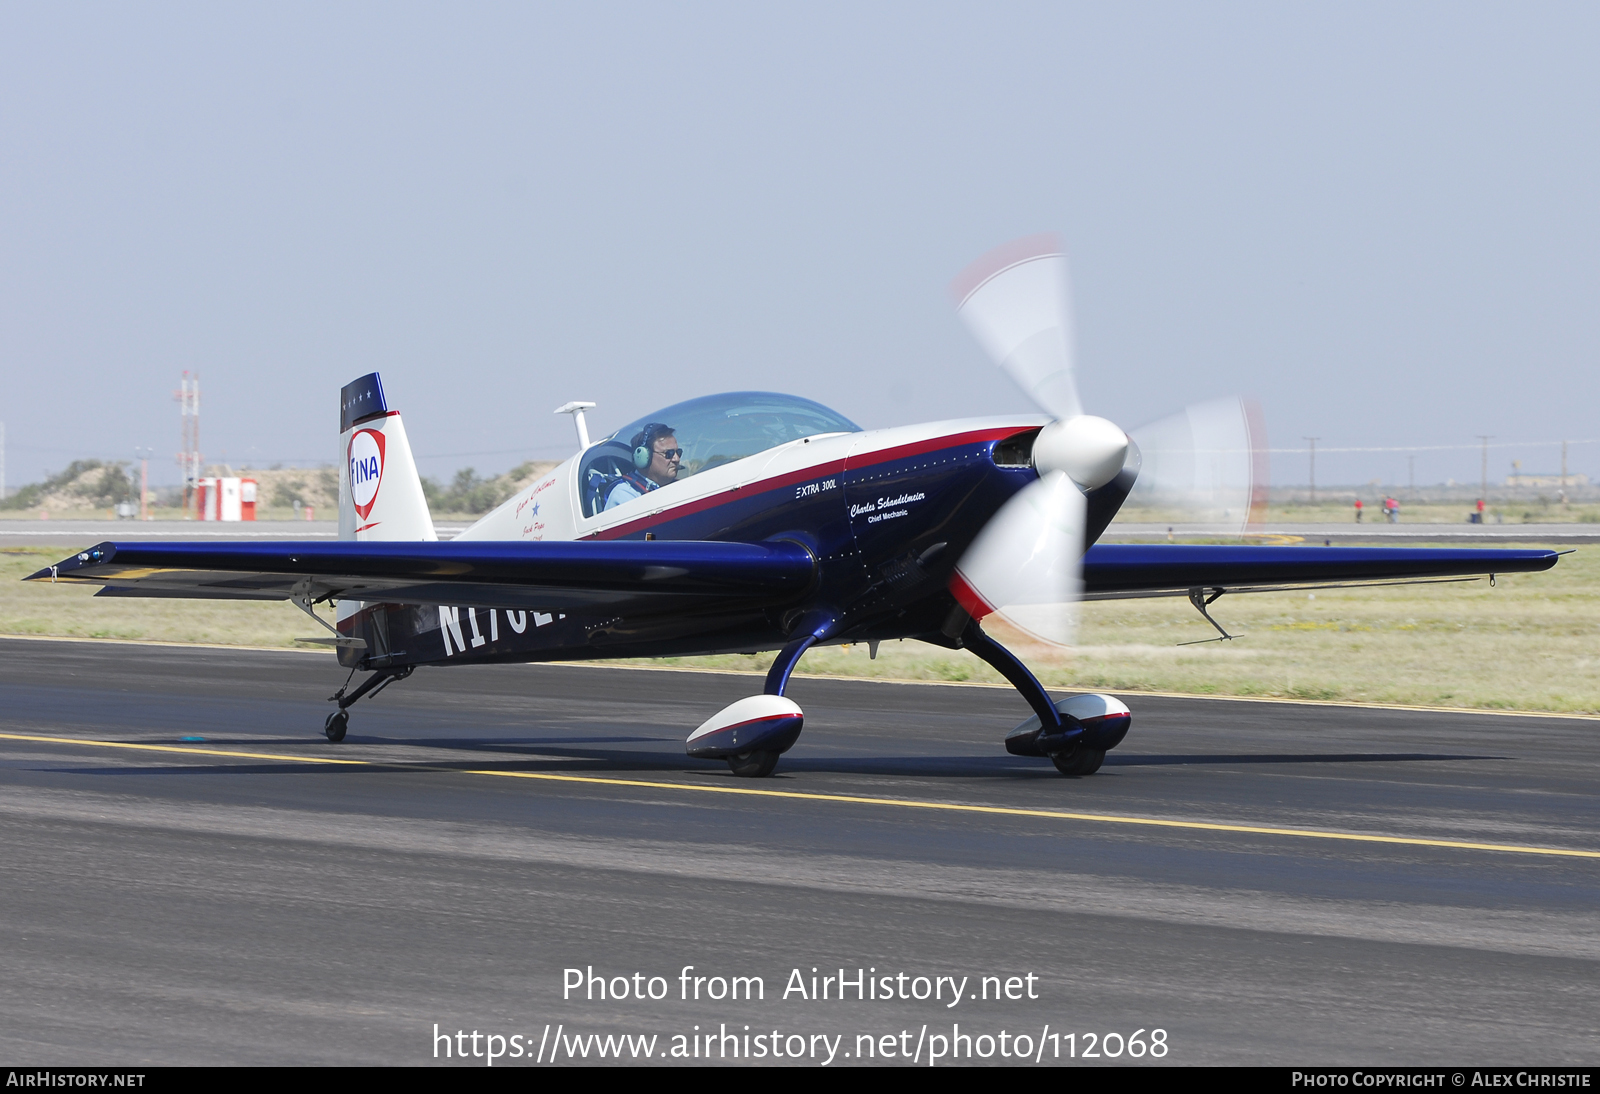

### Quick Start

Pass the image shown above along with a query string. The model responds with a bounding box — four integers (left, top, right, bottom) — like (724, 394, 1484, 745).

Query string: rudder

(338, 373, 437, 543)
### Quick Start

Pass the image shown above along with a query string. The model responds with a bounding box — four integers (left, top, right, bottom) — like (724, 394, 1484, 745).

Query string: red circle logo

(348, 428, 386, 521)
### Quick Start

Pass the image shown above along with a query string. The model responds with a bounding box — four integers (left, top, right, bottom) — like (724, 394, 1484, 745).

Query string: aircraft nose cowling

(1033, 415, 1129, 490)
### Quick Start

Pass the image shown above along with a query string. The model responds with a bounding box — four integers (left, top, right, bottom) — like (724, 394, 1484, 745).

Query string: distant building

(1505, 472, 1588, 488)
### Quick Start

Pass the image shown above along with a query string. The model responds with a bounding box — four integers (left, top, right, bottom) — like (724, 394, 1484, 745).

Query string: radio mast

(176, 372, 201, 517)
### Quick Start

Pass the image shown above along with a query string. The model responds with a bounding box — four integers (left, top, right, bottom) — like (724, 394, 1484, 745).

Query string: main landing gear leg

(324, 665, 413, 742)
(722, 611, 839, 777)
(960, 620, 1065, 731)
(959, 620, 1105, 776)
(763, 611, 838, 699)
(686, 611, 839, 778)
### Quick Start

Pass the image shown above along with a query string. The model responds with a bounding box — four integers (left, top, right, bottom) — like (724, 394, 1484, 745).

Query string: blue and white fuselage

(416, 407, 1051, 665)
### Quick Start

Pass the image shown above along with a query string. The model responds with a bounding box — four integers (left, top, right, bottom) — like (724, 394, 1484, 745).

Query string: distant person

(604, 423, 683, 510)
(1386, 496, 1400, 523)
(1354, 498, 1363, 523)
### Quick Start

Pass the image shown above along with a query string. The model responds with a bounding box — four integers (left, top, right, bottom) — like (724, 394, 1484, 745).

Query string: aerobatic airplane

(30, 236, 1558, 778)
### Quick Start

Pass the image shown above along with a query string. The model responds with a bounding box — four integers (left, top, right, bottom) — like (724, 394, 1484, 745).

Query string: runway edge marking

(2, 731, 1595, 860)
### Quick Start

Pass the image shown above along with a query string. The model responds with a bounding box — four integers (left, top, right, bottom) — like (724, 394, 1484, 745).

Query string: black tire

(1051, 746, 1104, 777)
(727, 750, 780, 778)
(324, 709, 349, 743)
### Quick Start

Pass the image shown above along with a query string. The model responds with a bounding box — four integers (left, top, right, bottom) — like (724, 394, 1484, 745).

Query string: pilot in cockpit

(604, 422, 683, 510)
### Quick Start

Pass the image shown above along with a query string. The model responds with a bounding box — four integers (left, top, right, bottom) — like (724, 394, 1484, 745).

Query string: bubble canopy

(606, 392, 861, 479)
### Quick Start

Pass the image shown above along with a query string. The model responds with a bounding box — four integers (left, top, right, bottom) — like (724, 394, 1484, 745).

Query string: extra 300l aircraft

(32, 236, 1558, 778)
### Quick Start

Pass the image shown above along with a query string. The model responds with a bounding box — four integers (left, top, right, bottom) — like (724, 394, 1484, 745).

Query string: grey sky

(2, 2, 1596, 490)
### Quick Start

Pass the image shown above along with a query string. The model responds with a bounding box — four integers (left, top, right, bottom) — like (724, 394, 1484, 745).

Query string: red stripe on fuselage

(585, 425, 1031, 541)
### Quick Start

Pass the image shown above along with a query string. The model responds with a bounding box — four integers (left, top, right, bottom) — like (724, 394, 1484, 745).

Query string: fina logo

(348, 428, 387, 521)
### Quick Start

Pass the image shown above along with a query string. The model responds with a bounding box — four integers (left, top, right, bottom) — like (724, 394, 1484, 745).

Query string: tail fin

(338, 373, 437, 542)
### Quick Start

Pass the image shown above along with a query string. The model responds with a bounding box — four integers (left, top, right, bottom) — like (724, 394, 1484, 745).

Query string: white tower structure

(176, 372, 201, 517)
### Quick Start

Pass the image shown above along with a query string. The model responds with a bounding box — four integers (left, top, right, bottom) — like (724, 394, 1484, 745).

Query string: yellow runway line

(466, 769, 1600, 860)
(2, 730, 1597, 860)
(0, 731, 367, 765)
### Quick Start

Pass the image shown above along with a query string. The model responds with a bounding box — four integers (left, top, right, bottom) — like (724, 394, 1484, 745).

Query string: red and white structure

(196, 476, 257, 521)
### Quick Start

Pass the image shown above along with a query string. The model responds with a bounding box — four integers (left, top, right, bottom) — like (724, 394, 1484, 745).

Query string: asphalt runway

(0, 637, 1596, 1066)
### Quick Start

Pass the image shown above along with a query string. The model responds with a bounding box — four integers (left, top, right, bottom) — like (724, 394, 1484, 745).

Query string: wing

(27, 539, 817, 614)
(1082, 544, 1559, 599)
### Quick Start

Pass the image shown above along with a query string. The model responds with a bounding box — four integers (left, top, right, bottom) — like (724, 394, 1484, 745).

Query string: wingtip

(21, 542, 116, 582)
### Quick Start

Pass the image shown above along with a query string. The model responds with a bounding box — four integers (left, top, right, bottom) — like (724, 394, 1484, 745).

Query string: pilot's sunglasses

(656, 448, 683, 460)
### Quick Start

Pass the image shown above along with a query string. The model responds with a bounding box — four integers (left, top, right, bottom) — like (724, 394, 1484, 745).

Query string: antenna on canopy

(554, 401, 597, 450)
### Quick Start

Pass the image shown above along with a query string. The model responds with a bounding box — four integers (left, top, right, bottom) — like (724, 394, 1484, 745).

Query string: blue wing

(27, 539, 817, 614)
(28, 539, 1558, 613)
(1082, 544, 1558, 598)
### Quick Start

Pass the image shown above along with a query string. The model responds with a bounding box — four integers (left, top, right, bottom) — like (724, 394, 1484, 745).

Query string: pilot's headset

(632, 423, 675, 469)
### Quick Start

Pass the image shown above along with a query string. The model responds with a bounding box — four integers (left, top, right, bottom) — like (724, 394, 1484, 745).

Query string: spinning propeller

(948, 233, 1266, 647)
(1125, 396, 1267, 530)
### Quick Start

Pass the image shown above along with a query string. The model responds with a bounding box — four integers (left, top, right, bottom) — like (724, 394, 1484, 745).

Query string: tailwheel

(324, 709, 349, 743)
(727, 750, 780, 778)
(1051, 745, 1104, 777)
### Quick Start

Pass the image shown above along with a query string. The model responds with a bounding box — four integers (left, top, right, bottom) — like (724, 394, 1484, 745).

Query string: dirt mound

(1, 460, 133, 512)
